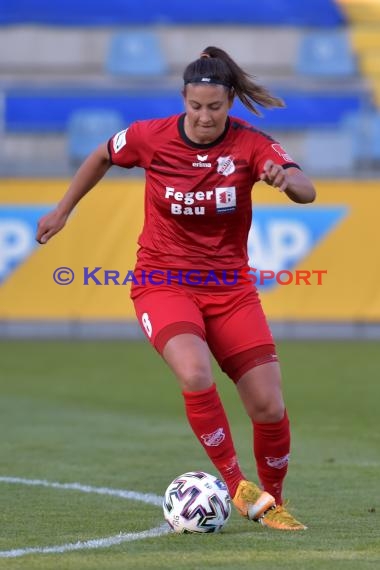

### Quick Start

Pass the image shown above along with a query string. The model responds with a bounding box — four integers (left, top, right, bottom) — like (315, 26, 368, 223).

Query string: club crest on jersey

(215, 187, 236, 213)
(217, 155, 235, 176)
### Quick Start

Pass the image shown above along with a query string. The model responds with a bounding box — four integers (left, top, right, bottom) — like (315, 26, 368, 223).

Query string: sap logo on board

(0, 206, 52, 284)
(247, 206, 348, 290)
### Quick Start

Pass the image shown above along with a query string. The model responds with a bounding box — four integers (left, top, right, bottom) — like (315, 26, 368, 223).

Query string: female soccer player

(36, 46, 316, 530)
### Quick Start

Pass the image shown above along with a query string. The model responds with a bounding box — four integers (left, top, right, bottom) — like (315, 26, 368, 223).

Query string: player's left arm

(260, 160, 316, 204)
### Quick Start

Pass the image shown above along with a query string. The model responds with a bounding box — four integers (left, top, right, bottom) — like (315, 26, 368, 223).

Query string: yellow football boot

(259, 504, 307, 531)
(232, 480, 276, 520)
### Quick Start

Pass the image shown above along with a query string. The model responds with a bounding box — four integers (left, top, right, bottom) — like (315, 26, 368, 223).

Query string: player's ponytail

(183, 46, 285, 116)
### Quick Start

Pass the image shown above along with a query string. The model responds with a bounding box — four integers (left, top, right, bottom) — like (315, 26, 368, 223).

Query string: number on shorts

(141, 312, 152, 338)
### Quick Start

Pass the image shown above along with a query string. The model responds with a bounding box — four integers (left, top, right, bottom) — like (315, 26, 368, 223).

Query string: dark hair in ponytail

(183, 46, 285, 116)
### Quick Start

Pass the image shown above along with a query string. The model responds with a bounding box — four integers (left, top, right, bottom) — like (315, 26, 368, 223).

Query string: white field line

(0, 476, 171, 558)
(0, 476, 163, 506)
(0, 525, 170, 559)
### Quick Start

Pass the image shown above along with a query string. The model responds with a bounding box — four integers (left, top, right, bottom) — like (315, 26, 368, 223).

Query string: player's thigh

(206, 287, 275, 371)
(132, 284, 205, 352)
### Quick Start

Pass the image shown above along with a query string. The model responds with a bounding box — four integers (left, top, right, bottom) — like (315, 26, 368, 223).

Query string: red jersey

(108, 113, 299, 273)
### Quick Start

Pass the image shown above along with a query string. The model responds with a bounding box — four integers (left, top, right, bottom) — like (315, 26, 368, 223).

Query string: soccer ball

(163, 471, 231, 533)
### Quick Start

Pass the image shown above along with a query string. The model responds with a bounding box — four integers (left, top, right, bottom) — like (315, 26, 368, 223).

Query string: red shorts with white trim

(131, 280, 277, 381)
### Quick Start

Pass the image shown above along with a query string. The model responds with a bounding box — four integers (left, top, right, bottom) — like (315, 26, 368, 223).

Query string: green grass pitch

(0, 339, 379, 569)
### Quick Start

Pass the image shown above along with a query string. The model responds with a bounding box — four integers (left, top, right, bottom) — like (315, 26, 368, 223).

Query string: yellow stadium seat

(338, 0, 378, 3)
(351, 27, 380, 51)
(372, 80, 380, 106)
(338, 2, 380, 105)
(342, 5, 380, 24)
(360, 53, 380, 75)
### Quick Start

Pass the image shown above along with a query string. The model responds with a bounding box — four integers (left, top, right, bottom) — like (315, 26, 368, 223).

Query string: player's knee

(177, 364, 213, 392)
(251, 401, 285, 423)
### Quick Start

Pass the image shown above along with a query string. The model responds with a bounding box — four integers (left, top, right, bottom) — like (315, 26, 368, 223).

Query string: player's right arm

(36, 143, 111, 244)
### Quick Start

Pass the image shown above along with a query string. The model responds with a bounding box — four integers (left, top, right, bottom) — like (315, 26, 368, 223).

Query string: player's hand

(36, 209, 68, 244)
(259, 159, 288, 193)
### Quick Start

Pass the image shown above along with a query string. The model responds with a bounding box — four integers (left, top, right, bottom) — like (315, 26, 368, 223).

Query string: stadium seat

(105, 30, 168, 77)
(0, 0, 346, 26)
(296, 30, 357, 76)
(372, 113, 380, 164)
(302, 129, 356, 175)
(67, 108, 124, 165)
(342, 110, 380, 166)
(341, 111, 371, 166)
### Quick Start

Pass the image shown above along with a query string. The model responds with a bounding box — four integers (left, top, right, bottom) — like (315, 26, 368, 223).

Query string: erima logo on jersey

(247, 206, 348, 290)
(217, 156, 235, 176)
(113, 129, 128, 153)
(192, 154, 211, 168)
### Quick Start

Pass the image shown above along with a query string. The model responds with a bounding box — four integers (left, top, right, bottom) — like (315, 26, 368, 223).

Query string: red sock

(182, 383, 244, 497)
(253, 410, 290, 505)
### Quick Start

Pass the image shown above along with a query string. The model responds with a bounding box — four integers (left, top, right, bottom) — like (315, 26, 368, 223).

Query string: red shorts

(131, 281, 277, 381)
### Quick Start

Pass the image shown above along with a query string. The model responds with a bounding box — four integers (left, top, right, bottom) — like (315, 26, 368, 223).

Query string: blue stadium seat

(105, 30, 167, 77)
(342, 110, 380, 166)
(296, 30, 357, 76)
(303, 129, 356, 175)
(372, 114, 380, 164)
(341, 111, 371, 166)
(67, 109, 124, 164)
(0, 0, 346, 26)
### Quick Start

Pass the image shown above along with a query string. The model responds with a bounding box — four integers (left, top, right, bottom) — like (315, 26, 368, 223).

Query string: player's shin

(182, 383, 244, 497)
(253, 410, 290, 505)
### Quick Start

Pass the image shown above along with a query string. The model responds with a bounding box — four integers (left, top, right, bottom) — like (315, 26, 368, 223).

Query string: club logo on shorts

(265, 454, 290, 469)
(201, 428, 225, 447)
(217, 155, 235, 176)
